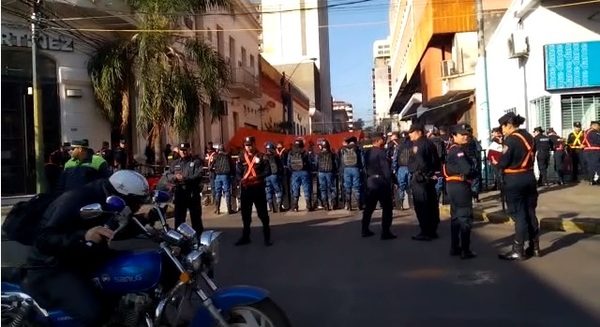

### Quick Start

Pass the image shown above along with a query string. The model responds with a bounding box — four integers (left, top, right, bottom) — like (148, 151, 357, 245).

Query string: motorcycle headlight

(199, 230, 223, 264)
(184, 249, 203, 271)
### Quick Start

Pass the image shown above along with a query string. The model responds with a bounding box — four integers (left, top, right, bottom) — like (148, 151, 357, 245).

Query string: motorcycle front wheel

(221, 298, 291, 327)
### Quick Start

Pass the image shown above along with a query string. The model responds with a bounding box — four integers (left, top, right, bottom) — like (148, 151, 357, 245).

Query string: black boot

(235, 228, 251, 246)
(214, 199, 221, 215)
(323, 199, 331, 211)
(498, 239, 526, 260)
(306, 199, 314, 212)
(273, 200, 280, 213)
(226, 199, 235, 215)
(292, 198, 299, 212)
(263, 226, 273, 246)
(460, 226, 476, 259)
(268, 202, 274, 213)
(345, 195, 353, 211)
(449, 222, 461, 256)
(276, 200, 283, 213)
(526, 237, 541, 257)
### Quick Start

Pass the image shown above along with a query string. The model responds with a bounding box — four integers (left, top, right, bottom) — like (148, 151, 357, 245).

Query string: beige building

(259, 0, 333, 132)
(372, 37, 392, 124)
(333, 100, 354, 130)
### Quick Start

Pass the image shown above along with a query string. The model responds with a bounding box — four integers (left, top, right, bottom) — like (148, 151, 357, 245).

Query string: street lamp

(281, 57, 317, 134)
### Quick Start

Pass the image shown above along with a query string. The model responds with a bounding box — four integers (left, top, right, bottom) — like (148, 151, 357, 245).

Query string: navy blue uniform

(288, 148, 313, 211)
(583, 127, 600, 184)
(315, 149, 338, 209)
(534, 132, 553, 185)
(165, 155, 204, 232)
(339, 144, 364, 210)
(210, 152, 235, 214)
(361, 146, 396, 238)
(264, 151, 284, 211)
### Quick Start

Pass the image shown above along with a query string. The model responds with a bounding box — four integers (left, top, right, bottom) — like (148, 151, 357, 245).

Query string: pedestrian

(316, 139, 338, 210)
(567, 122, 586, 182)
(288, 138, 314, 212)
(235, 136, 273, 246)
(407, 123, 441, 241)
(444, 124, 477, 259)
(491, 112, 540, 260)
(165, 142, 204, 234)
(264, 142, 284, 212)
(340, 136, 364, 210)
(583, 121, 600, 185)
(210, 143, 235, 214)
(533, 127, 552, 186)
(361, 132, 397, 239)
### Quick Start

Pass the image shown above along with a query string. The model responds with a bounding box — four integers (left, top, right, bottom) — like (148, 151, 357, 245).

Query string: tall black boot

(292, 198, 299, 212)
(460, 225, 476, 259)
(214, 199, 221, 215)
(226, 198, 235, 214)
(276, 199, 283, 212)
(235, 224, 251, 246)
(306, 199, 314, 212)
(526, 236, 541, 257)
(268, 202, 274, 213)
(498, 239, 525, 260)
(449, 221, 461, 256)
(263, 225, 273, 246)
(345, 194, 353, 211)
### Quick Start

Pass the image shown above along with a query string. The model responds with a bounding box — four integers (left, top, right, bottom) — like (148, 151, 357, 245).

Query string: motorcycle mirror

(200, 230, 223, 247)
(153, 190, 171, 203)
(164, 230, 185, 245)
(80, 203, 103, 219)
(176, 223, 197, 241)
(106, 196, 126, 212)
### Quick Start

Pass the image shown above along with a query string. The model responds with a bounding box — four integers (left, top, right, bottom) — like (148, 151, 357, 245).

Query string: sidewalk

(440, 182, 600, 234)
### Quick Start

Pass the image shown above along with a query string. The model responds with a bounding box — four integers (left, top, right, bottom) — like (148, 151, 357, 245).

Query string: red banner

(227, 128, 364, 151)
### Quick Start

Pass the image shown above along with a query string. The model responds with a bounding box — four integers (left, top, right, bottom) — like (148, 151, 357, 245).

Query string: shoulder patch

(502, 145, 509, 154)
(412, 146, 419, 154)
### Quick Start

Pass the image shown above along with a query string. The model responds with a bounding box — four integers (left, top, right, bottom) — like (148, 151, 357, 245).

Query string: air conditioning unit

(441, 60, 457, 78)
(508, 31, 529, 58)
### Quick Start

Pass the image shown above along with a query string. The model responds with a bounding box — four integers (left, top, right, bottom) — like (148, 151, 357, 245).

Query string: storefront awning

(418, 89, 475, 125)
(398, 93, 422, 121)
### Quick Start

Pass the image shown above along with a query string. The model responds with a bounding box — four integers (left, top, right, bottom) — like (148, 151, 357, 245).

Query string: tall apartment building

(259, 0, 333, 132)
(372, 37, 392, 125)
(333, 100, 354, 130)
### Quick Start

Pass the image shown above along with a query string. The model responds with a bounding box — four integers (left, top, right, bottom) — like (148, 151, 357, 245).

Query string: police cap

(546, 127, 555, 134)
(120, 139, 127, 144)
(179, 142, 191, 150)
(62, 142, 71, 147)
(533, 126, 543, 133)
(243, 136, 255, 146)
(573, 122, 582, 128)
(408, 122, 424, 133)
(369, 132, 385, 142)
(591, 121, 600, 126)
(491, 127, 502, 133)
(81, 139, 90, 147)
(451, 124, 470, 135)
(71, 140, 88, 148)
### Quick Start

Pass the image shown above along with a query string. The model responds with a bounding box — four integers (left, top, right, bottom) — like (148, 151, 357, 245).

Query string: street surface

(2, 209, 600, 327)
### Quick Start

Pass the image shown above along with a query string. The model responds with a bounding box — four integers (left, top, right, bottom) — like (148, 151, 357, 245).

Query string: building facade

(478, 0, 600, 139)
(333, 100, 354, 130)
(372, 37, 392, 125)
(259, 0, 333, 132)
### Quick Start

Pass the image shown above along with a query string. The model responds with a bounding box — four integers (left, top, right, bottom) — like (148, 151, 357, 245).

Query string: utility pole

(31, 0, 46, 193)
(475, 0, 491, 148)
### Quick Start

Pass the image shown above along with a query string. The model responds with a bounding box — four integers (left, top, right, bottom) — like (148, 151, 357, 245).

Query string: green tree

(88, 0, 232, 164)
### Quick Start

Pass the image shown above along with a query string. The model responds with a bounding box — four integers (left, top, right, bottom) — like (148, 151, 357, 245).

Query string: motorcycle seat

(1, 266, 26, 284)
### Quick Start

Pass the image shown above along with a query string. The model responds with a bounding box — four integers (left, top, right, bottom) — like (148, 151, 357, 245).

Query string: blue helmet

(264, 142, 276, 151)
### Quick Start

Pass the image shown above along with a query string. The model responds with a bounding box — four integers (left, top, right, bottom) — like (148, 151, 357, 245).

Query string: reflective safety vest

(242, 152, 261, 186)
(583, 129, 600, 150)
(503, 133, 534, 174)
(442, 145, 471, 183)
(205, 152, 216, 167)
(570, 131, 584, 149)
(276, 148, 285, 157)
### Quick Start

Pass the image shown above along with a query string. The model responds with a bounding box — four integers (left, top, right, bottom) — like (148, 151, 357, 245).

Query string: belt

(584, 147, 600, 150)
(369, 174, 382, 178)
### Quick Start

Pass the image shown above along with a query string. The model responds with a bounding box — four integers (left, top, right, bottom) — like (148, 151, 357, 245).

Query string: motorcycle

(1, 190, 291, 327)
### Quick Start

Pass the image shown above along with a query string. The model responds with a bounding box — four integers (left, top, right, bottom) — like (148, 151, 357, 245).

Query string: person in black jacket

(21, 170, 151, 327)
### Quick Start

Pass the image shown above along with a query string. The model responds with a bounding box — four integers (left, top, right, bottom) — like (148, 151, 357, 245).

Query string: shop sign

(1, 24, 74, 52)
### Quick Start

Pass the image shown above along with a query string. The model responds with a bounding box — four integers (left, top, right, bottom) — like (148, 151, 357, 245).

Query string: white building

(333, 100, 354, 129)
(372, 37, 392, 123)
(478, 0, 600, 139)
(259, 0, 333, 132)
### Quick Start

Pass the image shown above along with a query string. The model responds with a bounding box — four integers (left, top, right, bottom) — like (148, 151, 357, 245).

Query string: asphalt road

(2, 210, 600, 327)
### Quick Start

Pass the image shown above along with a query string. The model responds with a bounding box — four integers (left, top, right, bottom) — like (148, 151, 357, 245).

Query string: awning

(418, 89, 475, 124)
(398, 93, 422, 121)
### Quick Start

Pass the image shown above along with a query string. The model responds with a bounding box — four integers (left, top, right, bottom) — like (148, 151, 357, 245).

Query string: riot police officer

(205, 145, 217, 205)
(264, 142, 284, 212)
(210, 144, 234, 215)
(492, 113, 540, 260)
(361, 133, 397, 239)
(392, 136, 413, 210)
(533, 127, 553, 186)
(407, 123, 441, 241)
(340, 136, 363, 210)
(235, 136, 273, 246)
(288, 139, 314, 212)
(316, 139, 338, 210)
(444, 124, 477, 259)
(165, 142, 204, 234)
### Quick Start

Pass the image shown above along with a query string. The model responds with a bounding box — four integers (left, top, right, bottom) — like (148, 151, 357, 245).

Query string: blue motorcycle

(1, 190, 291, 327)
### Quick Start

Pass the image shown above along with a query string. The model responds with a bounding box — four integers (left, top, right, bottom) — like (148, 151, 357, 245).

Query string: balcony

(230, 67, 260, 99)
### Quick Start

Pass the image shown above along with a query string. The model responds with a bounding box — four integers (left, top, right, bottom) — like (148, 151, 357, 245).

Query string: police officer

(114, 139, 128, 170)
(205, 145, 217, 205)
(407, 123, 441, 241)
(491, 112, 540, 260)
(392, 135, 412, 210)
(386, 132, 400, 161)
(210, 144, 234, 214)
(546, 128, 566, 185)
(316, 139, 338, 211)
(361, 132, 397, 239)
(567, 122, 586, 182)
(427, 127, 446, 202)
(57, 140, 111, 192)
(444, 124, 478, 259)
(275, 141, 290, 210)
(340, 136, 363, 211)
(166, 142, 204, 233)
(97, 141, 114, 173)
(288, 138, 314, 212)
(465, 126, 483, 202)
(235, 136, 272, 246)
(167, 146, 180, 163)
(533, 127, 553, 186)
(49, 142, 72, 167)
(583, 121, 600, 185)
(264, 142, 284, 212)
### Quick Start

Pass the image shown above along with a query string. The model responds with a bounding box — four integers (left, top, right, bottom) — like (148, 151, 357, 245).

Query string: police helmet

(215, 143, 225, 152)
(264, 141, 276, 150)
(294, 139, 304, 148)
(345, 136, 357, 144)
(321, 139, 330, 148)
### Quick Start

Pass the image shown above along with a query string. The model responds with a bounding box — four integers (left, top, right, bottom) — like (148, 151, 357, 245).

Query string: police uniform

(340, 137, 363, 210)
(57, 140, 111, 192)
(361, 133, 396, 239)
(429, 134, 446, 202)
(316, 139, 338, 210)
(444, 125, 477, 259)
(275, 143, 291, 210)
(166, 142, 204, 233)
(205, 148, 217, 205)
(288, 139, 314, 212)
(583, 121, 600, 184)
(264, 142, 284, 212)
(567, 122, 587, 181)
(465, 131, 483, 202)
(495, 112, 540, 260)
(210, 144, 235, 214)
(235, 136, 272, 246)
(547, 128, 566, 185)
(533, 127, 553, 186)
(407, 123, 441, 241)
(392, 137, 413, 210)
(114, 139, 128, 170)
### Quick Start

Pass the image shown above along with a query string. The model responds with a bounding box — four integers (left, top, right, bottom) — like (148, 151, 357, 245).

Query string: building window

(530, 96, 551, 131)
(561, 93, 600, 135)
(241, 47, 247, 67)
(249, 54, 255, 74)
(206, 28, 212, 43)
(233, 111, 239, 131)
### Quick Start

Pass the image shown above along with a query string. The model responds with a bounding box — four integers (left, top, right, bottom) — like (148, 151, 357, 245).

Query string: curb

(439, 205, 600, 234)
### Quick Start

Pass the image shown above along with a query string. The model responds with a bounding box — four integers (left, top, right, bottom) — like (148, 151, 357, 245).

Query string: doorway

(1, 48, 61, 196)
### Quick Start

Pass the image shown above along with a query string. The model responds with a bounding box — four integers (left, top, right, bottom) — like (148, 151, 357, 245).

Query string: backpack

(1, 192, 59, 246)
(290, 152, 304, 171)
(342, 148, 358, 166)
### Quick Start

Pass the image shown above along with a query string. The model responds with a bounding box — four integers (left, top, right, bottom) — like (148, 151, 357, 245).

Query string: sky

(328, 0, 390, 127)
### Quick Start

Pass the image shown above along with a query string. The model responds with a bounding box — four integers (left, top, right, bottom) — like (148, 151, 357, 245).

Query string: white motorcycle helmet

(108, 170, 150, 207)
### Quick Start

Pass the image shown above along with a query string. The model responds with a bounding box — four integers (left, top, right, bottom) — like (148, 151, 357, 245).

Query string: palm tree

(88, 0, 232, 164)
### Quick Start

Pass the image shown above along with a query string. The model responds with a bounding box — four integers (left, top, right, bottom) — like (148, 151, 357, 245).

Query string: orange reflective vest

(583, 129, 600, 150)
(503, 133, 534, 174)
(442, 144, 471, 183)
